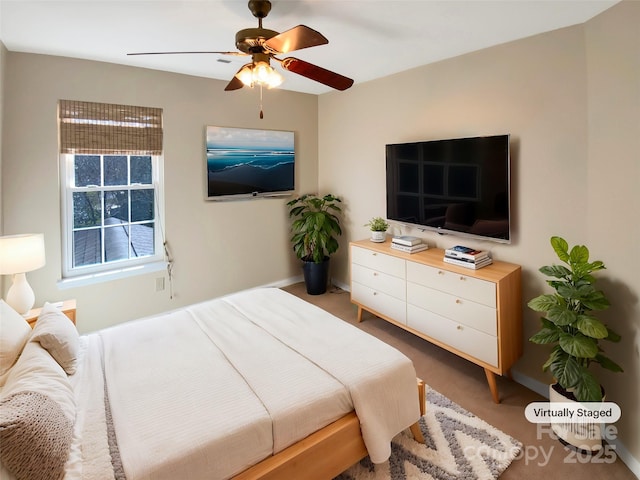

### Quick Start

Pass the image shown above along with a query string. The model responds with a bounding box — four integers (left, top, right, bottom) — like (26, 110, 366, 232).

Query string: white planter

(370, 231, 387, 243)
(548, 383, 604, 452)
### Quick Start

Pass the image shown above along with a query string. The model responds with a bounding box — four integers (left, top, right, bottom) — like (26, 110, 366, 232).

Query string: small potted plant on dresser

(365, 217, 390, 243)
(287, 194, 343, 295)
(528, 236, 623, 452)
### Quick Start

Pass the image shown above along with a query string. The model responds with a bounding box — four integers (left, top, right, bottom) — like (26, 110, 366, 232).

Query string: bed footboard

(232, 412, 367, 480)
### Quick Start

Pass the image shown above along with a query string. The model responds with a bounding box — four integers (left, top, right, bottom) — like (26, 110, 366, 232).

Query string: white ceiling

(0, 0, 619, 95)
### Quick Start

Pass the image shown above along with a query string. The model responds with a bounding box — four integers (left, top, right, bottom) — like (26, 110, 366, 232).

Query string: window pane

(104, 190, 129, 224)
(73, 192, 102, 228)
(131, 156, 152, 184)
(73, 228, 101, 267)
(131, 189, 154, 222)
(75, 155, 100, 187)
(131, 223, 155, 258)
(104, 225, 130, 262)
(104, 155, 128, 186)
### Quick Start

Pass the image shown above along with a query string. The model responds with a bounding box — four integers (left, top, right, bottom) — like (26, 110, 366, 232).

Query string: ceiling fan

(128, 0, 354, 94)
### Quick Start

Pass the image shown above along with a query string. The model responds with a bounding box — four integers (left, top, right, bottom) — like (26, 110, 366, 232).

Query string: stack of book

(391, 235, 428, 254)
(444, 245, 493, 269)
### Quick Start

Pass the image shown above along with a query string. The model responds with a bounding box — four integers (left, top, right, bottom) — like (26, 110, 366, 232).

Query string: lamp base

(6, 272, 35, 315)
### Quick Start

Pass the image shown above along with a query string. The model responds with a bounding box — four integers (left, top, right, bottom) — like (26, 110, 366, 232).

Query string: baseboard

(511, 370, 640, 478)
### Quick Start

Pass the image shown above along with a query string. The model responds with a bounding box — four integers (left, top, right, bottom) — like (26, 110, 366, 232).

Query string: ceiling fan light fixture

(236, 60, 283, 89)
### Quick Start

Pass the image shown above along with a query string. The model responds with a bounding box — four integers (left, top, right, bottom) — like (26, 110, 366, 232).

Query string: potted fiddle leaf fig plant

(528, 236, 623, 451)
(287, 193, 343, 295)
(365, 217, 390, 243)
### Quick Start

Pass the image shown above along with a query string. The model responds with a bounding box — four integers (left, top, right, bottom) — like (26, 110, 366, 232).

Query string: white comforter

(69, 288, 420, 480)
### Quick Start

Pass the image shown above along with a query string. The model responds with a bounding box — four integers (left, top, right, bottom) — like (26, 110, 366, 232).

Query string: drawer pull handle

(459, 276, 466, 281)
(373, 272, 378, 276)
(455, 299, 462, 304)
(457, 325, 463, 331)
(438, 270, 445, 275)
(373, 292, 378, 296)
(372, 253, 377, 256)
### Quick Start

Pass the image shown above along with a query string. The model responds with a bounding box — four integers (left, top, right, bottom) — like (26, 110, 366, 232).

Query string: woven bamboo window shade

(58, 100, 163, 155)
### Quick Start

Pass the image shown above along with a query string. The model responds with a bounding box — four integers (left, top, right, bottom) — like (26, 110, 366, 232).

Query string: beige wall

(2, 53, 318, 331)
(319, 0, 639, 469)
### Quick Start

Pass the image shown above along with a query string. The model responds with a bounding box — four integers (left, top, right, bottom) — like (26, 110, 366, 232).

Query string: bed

(0, 288, 422, 480)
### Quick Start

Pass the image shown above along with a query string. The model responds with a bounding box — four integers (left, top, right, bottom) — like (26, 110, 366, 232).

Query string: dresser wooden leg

(356, 305, 363, 323)
(484, 369, 500, 404)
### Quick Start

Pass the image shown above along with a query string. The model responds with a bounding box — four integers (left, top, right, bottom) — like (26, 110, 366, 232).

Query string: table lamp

(0, 233, 46, 314)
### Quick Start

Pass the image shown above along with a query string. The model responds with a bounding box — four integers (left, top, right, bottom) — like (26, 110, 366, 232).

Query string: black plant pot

(302, 257, 330, 295)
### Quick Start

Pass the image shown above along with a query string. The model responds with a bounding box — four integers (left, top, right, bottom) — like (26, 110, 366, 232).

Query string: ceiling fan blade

(224, 74, 245, 91)
(264, 25, 328, 54)
(279, 57, 353, 91)
(127, 51, 247, 56)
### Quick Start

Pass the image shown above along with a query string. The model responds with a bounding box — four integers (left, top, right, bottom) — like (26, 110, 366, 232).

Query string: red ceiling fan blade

(279, 57, 353, 91)
(127, 51, 247, 56)
(264, 25, 328, 54)
(224, 74, 245, 91)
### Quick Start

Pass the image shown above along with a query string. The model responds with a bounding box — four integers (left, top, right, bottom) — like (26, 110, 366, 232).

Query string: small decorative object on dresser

(364, 217, 390, 243)
(350, 239, 522, 403)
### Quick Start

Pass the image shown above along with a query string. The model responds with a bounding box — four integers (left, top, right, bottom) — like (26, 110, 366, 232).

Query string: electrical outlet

(155, 277, 165, 292)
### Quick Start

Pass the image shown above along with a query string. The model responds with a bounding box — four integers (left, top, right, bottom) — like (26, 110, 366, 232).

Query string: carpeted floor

(282, 283, 636, 480)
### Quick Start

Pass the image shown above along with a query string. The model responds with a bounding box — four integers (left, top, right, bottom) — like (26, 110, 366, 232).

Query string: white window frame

(59, 153, 165, 285)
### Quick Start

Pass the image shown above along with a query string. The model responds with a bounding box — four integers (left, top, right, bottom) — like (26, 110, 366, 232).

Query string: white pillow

(0, 300, 32, 383)
(31, 302, 80, 375)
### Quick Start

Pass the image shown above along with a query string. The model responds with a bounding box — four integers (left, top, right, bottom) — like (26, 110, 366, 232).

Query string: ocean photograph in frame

(206, 126, 295, 200)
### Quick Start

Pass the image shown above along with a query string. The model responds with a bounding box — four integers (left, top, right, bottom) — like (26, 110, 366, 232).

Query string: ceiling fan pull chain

(259, 84, 264, 119)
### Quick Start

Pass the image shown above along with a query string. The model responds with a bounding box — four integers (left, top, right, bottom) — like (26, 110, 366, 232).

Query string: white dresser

(350, 239, 522, 403)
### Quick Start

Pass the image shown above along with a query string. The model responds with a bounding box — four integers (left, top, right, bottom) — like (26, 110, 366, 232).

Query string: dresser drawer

(352, 282, 407, 324)
(406, 261, 496, 308)
(407, 304, 498, 367)
(351, 263, 406, 301)
(351, 246, 406, 278)
(407, 282, 496, 336)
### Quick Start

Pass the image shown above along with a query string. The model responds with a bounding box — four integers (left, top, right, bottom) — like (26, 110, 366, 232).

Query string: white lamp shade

(0, 234, 46, 314)
(0, 233, 46, 274)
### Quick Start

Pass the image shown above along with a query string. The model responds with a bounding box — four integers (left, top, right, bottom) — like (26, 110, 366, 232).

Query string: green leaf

(529, 328, 560, 344)
(575, 315, 609, 339)
(547, 304, 576, 326)
(594, 353, 624, 373)
(572, 369, 603, 402)
(527, 294, 558, 312)
(581, 290, 611, 311)
(549, 352, 581, 388)
(605, 327, 622, 343)
(539, 265, 571, 279)
(551, 236, 569, 262)
(542, 346, 564, 372)
(569, 244, 590, 266)
(558, 332, 598, 358)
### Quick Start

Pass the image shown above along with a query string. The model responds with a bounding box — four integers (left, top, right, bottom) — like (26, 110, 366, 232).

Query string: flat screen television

(386, 134, 511, 243)
(206, 126, 295, 200)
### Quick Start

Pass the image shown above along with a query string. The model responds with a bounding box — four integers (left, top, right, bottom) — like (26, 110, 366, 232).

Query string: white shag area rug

(335, 386, 522, 480)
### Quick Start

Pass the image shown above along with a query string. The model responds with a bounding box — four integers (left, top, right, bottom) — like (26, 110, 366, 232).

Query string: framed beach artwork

(205, 126, 295, 200)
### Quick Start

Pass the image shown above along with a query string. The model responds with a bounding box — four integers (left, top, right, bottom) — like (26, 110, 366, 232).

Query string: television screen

(206, 126, 295, 200)
(386, 134, 511, 243)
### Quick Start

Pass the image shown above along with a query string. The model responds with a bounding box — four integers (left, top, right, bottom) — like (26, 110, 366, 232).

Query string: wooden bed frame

(233, 379, 426, 480)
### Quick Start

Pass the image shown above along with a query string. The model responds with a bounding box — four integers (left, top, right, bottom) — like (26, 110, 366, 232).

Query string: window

(58, 100, 165, 281)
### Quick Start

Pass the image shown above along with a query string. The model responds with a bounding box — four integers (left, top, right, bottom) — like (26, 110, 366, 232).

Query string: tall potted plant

(287, 194, 343, 295)
(528, 236, 623, 450)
